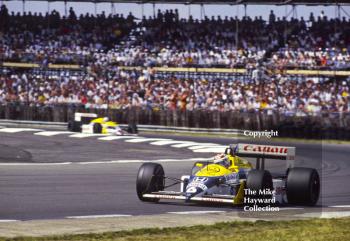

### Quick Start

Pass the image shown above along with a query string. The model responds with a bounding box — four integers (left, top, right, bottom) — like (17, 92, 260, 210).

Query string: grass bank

(4, 217, 350, 241)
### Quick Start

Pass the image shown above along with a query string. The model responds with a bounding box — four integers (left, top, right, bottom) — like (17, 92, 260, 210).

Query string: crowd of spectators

(0, 68, 349, 115)
(0, 5, 350, 115)
(1, 5, 350, 69)
(0, 5, 135, 65)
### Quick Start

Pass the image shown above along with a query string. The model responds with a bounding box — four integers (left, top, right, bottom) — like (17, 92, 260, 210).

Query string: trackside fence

(0, 102, 349, 140)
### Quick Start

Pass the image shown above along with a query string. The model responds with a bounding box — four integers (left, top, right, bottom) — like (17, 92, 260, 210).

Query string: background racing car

(68, 112, 138, 135)
(136, 143, 320, 206)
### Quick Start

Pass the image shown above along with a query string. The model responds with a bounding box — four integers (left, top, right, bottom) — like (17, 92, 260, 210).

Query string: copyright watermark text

(243, 130, 278, 138)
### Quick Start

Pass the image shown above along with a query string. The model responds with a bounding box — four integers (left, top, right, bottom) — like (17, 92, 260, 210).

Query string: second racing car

(68, 112, 138, 135)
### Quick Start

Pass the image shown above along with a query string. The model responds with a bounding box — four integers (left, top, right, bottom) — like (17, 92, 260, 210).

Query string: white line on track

(125, 138, 171, 143)
(193, 147, 227, 153)
(167, 211, 226, 215)
(150, 140, 191, 146)
(171, 142, 217, 148)
(0, 158, 211, 166)
(98, 135, 141, 141)
(170, 142, 200, 148)
(297, 211, 350, 218)
(0, 162, 72, 166)
(329, 205, 350, 208)
(108, 158, 211, 164)
(190, 157, 212, 161)
(69, 133, 109, 138)
(188, 145, 225, 150)
(0, 128, 43, 133)
(77, 161, 120, 165)
(34, 131, 74, 136)
(0, 219, 18, 222)
(66, 214, 132, 219)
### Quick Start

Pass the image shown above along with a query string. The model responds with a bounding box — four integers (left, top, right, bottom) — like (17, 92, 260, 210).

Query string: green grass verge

(4, 218, 350, 241)
(143, 130, 350, 144)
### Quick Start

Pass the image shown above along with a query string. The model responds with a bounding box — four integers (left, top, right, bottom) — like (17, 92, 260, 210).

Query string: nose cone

(185, 176, 219, 200)
(185, 188, 200, 201)
(185, 186, 206, 200)
(185, 192, 193, 201)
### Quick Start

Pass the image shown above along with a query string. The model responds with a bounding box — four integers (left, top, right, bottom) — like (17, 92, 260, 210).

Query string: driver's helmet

(213, 153, 231, 168)
(103, 117, 109, 122)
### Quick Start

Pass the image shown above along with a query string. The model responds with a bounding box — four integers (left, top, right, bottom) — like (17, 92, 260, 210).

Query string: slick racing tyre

(93, 123, 102, 133)
(68, 120, 80, 132)
(136, 163, 164, 202)
(67, 120, 74, 132)
(127, 123, 138, 134)
(246, 170, 273, 205)
(286, 167, 320, 206)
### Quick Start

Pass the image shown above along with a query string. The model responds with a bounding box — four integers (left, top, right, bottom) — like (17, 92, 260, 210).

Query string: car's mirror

(196, 163, 203, 168)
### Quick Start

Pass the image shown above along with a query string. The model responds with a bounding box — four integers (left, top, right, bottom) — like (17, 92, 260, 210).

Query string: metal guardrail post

(256, 111, 261, 130)
(5, 103, 11, 119)
(173, 110, 178, 127)
(159, 109, 165, 126)
(180, 110, 187, 127)
(23, 103, 32, 120)
(146, 108, 152, 125)
(52, 105, 58, 122)
(0, 104, 4, 119)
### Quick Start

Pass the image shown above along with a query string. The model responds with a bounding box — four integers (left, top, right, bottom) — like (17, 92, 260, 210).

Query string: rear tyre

(127, 123, 138, 134)
(246, 170, 273, 206)
(286, 167, 320, 206)
(67, 120, 74, 132)
(136, 163, 165, 202)
(93, 123, 102, 133)
(68, 120, 80, 132)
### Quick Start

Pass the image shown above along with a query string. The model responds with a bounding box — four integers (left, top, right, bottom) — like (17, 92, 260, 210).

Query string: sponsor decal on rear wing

(74, 112, 98, 122)
(234, 143, 295, 161)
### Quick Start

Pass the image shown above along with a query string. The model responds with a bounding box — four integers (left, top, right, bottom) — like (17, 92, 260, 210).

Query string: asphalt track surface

(0, 129, 349, 221)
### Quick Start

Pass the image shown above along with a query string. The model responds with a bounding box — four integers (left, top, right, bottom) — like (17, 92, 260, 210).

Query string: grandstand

(0, 0, 349, 138)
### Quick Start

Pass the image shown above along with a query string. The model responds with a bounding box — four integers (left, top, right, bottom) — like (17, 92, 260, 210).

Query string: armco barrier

(0, 103, 349, 140)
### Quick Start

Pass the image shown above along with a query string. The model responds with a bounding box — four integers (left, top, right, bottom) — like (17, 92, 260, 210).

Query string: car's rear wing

(74, 113, 98, 123)
(225, 143, 295, 170)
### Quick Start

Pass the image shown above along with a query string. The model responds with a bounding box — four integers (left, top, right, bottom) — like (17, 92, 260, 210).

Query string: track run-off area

(0, 127, 350, 237)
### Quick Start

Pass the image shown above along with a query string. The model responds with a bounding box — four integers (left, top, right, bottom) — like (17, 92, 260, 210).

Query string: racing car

(136, 143, 320, 206)
(68, 112, 137, 135)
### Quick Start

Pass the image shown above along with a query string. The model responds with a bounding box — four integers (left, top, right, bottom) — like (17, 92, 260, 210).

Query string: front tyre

(93, 123, 102, 133)
(136, 163, 164, 202)
(246, 170, 273, 205)
(67, 120, 74, 132)
(286, 167, 320, 206)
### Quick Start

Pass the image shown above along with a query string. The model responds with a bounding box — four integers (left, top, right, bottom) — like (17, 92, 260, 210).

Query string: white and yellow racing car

(68, 112, 137, 135)
(136, 143, 320, 206)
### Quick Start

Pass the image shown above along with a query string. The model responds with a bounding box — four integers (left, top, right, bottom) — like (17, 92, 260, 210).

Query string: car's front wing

(143, 191, 236, 204)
